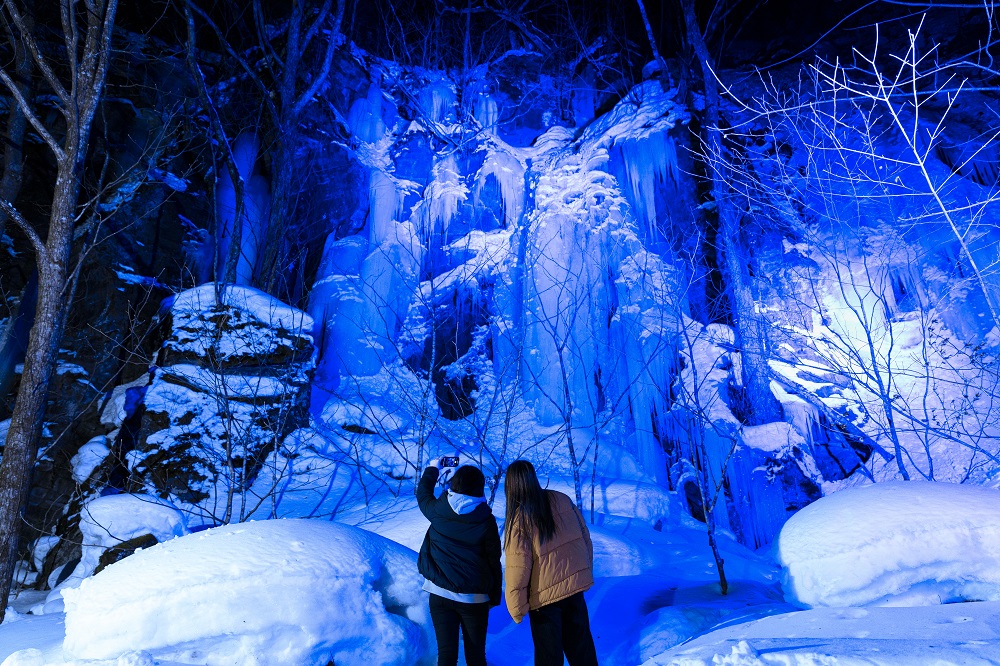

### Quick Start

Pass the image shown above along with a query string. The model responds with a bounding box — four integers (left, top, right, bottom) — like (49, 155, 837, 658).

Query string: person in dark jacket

(417, 458, 502, 666)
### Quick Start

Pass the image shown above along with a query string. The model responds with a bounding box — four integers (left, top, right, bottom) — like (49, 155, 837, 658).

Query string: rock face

(131, 285, 314, 516)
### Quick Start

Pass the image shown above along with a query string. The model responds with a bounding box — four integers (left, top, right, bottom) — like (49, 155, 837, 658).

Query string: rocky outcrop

(130, 285, 314, 515)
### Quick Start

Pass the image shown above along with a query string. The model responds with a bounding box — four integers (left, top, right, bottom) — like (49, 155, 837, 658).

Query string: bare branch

(2, 0, 70, 107)
(0, 198, 45, 260)
(0, 66, 64, 159)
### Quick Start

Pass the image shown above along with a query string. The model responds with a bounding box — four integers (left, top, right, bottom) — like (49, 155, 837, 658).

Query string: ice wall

(216, 134, 270, 284)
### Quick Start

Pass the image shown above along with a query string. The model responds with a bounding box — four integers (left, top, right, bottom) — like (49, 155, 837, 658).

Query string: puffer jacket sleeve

(487, 516, 503, 607)
(416, 467, 439, 520)
(503, 517, 532, 624)
(576, 504, 594, 570)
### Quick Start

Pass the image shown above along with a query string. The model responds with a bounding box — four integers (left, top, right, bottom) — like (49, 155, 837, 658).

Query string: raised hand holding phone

(435, 454, 460, 487)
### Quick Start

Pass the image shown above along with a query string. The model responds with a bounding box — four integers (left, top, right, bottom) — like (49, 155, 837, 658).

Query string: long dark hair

(504, 460, 556, 546)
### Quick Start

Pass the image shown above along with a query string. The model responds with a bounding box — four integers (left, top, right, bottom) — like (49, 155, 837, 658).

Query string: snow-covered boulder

(777, 481, 1000, 607)
(131, 284, 315, 512)
(62, 519, 431, 666)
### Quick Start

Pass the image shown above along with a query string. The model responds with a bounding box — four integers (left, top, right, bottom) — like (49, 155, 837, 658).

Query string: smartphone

(440, 456, 460, 468)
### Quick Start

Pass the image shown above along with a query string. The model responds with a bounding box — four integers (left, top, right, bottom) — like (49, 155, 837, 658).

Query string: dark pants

(428, 593, 490, 666)
(528, 592, 599, 666)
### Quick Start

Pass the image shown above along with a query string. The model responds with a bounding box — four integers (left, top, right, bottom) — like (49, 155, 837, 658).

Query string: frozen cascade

(348, 83, 388, 143)
(473, 93, 499, 134)
(475, 151, 525, 228)
(358, 221, 423, 371)
(519, 159, 622, 430)
(421, 155, 467, 240)
(614, 130, 679, 238)
(369, 169, 403, 246)
(583, 81, 688, 239)
(501, 88, 697, 488)
(216, 133, 270, 284)
(309, 235, 369, 392)
(418, 80, 456, 125)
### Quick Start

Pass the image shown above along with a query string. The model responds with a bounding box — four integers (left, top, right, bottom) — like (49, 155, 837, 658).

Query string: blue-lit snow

(4, 46, 1000, 666)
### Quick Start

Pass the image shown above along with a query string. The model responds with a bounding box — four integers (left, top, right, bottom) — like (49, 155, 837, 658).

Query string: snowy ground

(1, 480, 998, 665)
(647, 603, 1000, 665)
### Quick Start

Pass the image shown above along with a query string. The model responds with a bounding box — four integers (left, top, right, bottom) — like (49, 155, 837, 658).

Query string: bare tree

(680, 0, 784, 424)
(0, 0, 119, 620)
(717, 19, 1000, 483)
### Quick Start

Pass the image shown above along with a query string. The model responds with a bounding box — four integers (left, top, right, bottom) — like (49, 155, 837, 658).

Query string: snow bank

(777, 481, 1000, 607)
(62, 519, 431, 666)
(644, 601, 1000, 665)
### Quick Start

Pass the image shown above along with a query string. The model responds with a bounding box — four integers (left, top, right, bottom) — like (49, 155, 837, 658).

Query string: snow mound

(777, 481, 1000, 607)
(62, 519, 431, 666)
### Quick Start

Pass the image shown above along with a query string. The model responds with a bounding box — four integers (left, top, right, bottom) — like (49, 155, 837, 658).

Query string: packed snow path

(645, 602, 1000, 665)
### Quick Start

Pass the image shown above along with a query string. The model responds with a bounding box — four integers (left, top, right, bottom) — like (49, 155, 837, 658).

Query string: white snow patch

(69, 436, 110, 484)
(50, 494, 189, 603)
(777, 481, 1000, 607)
(99, 374, 149, 429)
(62, 519, 431, 666)
(171, 284, 313, 335)
(162, 363, 296, 400)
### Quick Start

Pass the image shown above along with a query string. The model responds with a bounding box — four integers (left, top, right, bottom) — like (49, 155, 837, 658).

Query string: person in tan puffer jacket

(504, 460, 598, 665)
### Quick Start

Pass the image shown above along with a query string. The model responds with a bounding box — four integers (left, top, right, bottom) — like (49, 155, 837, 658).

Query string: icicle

(422, 155, 467, 239)
(474, 93, 498, 134)
(369, 169, 402, 246)
(572, 77, 596, 128)
(235, 174, 269, 285)
(616, 129, 679, 238)
(418, 81, 456, 124)
(474, 151, 524, 228)
(216, 133, 269, 285)
(348, 83, 387, 143)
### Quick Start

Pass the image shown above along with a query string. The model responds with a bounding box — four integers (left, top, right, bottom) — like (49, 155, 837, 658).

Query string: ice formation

(418, 79, 456, 125)
(368, 169, 403, 247)
(347, 83, 388, 144)
(421, 155, 467, 239)
(215, 134, 270, 285)
(475, 150, 525, 228)
(473, 93, 498, 134)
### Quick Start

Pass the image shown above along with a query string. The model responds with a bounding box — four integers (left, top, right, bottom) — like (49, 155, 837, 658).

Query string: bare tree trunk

(680, 0, 781, 425)
(258, 0, 344, 296)
(0, 0, 118, 621)
(634, 0, 671, 90)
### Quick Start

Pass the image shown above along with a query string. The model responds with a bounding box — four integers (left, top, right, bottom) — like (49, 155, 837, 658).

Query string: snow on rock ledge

(777, 481, 1000, 607)
(165, 283, 314, 368)
(62, 494, 188, 587)
(62, 519, 432, 666)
